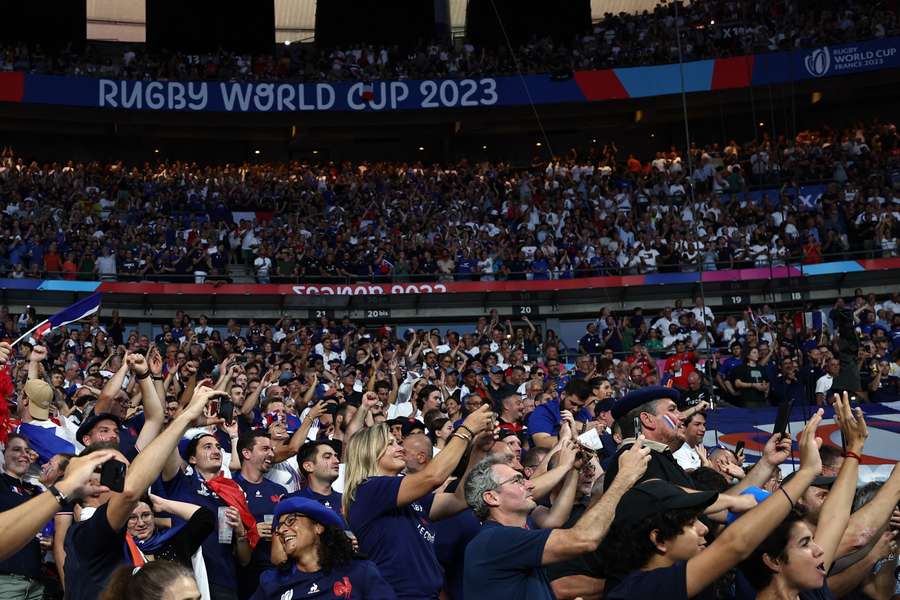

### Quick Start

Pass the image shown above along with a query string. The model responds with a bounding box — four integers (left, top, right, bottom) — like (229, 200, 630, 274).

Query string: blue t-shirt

(233, 473, 287, 568)
(606, 561, 713, 600)
(463, 520, 553, 600)
(347, 476, 442, 600)
(249, 559, 397, 600)
(526, 400, 592, 444)
(163, 469, 237, 589)
(63, 503, 128, 600)
(433, 509, 482, 600)
(0, 474, 42, 578)
(283, 487, 346, 527)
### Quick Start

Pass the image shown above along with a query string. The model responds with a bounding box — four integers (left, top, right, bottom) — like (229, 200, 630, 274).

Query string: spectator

(99, 560, 200, 600)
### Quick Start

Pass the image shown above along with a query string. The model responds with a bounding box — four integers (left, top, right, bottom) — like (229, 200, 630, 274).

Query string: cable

(487, 0, 555, 159)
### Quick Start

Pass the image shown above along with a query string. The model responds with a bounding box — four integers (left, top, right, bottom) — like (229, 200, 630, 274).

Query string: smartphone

(100, 459, 127, 493)
(773, 400, 794, 440)
(735, 440, 745, 459)
(633, 416, 643, 438)
(208, 399, 220, 417)
(219, 399, 234, 424)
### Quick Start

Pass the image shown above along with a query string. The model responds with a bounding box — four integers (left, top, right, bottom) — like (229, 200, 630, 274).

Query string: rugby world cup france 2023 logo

(804, 47, 831, 77)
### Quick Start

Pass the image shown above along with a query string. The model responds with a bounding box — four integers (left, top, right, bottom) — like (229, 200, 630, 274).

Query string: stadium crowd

(0, 0, 896, 81)
(1, 118, 899, 285)
(0, 291, 897, 599)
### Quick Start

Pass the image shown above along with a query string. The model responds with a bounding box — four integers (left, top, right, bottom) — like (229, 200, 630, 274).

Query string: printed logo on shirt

(307, 583, 318, 594)
(255, 490, 262, 498)
(271, 494, 283, 503)
(280, 590, 293, 600)
(333, 576, 353, 599)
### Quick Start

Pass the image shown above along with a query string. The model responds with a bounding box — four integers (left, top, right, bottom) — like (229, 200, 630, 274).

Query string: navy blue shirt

(283, 487, 346, 527)
(163, 469, 237, 589)
(233, 473, 287, 568)
(433, 509, 482, 600)
(527, 400, 592, 445)
(249, 559, 396, 600)
(606, 561, 714, 600)
(63, 503, 128, 600)
(0, 474, 42, 578)
(463, 520, 553, 600)
(347, 476, 442, 600)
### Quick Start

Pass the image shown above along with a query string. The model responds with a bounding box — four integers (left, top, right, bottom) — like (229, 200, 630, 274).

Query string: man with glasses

(462, 442, 651, 599)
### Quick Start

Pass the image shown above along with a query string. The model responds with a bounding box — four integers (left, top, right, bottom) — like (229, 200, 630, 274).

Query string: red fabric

(0, 366, 14, 444)
(125, 533, 146, 566)
(205, 474, 261, 550)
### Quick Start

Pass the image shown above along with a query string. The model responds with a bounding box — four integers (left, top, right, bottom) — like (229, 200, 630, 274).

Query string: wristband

(48, 485, 68, 505)
(136, 370, 151, 380)
(843, 451, 862, 462)
(151, 374, 164, 381)
(452, 432, 472, 444)
(459, 425, 475, 436)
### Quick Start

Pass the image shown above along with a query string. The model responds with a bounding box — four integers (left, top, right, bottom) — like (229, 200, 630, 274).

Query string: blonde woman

(343, 406, 493, 600)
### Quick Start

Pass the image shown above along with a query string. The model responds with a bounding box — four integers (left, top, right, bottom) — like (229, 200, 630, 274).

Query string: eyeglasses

(494, 474, 527, 489)
(277, 513, 308, 530)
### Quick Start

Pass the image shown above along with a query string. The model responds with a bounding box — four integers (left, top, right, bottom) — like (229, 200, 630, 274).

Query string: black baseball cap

(613, 479, 718, 527)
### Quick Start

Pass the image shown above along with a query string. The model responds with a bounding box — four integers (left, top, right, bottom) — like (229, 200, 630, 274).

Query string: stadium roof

(87, 0, 669, 44)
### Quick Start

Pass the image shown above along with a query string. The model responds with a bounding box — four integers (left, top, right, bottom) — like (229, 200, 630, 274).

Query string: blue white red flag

(17, 420, 76, 463)
(32, 293, 103, 339)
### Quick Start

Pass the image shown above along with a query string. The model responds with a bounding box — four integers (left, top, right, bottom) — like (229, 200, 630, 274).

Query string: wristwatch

(48, 485, 68, 505)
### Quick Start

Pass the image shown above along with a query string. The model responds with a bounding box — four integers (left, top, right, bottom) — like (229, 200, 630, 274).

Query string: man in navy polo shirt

(462, 442, 651, 600)
(527, 378, 595, 448)
(233, 430, 287, 600)
(162, 431, 249, 600)
(283, 441, 343, 520)
(0, 434, 43, 599)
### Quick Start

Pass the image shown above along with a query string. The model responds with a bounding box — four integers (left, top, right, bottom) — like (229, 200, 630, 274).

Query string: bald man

(402, 432, 433, 474)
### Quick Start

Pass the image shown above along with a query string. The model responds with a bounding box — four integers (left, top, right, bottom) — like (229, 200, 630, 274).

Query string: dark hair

(373, 380, 390, 393)
(278, 524, 356, 573)
(184, 433, 217, 459)
(416, 385, 440, 404)
(683, 411, 706, 427)
(818, 445, 843, 469)
(614, 399, 661, 439)
(237, 430, 270, 463)
(80, 440, 120, 456)
(5, 433, 31, 450)
(564, 378, 592, 401)
(597, 508, 702, 578)
(739, 508, 807, 590)
(99, 560, 194, 600)
(297, 441, 334, 477)
(690, 467, 729, 493)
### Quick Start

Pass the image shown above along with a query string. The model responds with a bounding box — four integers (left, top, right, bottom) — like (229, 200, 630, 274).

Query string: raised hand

(832, 391, 868, 454)
(126, 353, 149, 376)
(0, 341, 12, 365)
(29, 345, 48, 362)
(147, 346, 163, 376)
(184, 385, 229, 422)
(616, 436, 651, 488)
(461, 404, 494, 436)
(762, 431, 793, 467)
(797, 409, 824, 476)
(55, 450, 118, 500)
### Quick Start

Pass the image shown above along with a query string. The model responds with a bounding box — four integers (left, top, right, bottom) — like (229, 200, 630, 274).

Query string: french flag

(30, 293, 103, 340)
(17, 420, 76, 463)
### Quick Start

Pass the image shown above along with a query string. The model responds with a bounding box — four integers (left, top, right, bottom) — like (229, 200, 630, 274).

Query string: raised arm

(0, 450, 117, 561)
(728, 431, 792, 495)
(128, 353, 165, 452)
(684, 410, 824, 598)
(816, 391, 868, 571)
(541, 440, 650, 563)
(398, 406, 492, 508)
(94, 361, 129, 414)
(108, 385, 227, 530)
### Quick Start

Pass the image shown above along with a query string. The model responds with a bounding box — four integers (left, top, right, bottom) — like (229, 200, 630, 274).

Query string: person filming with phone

(63, 385, 229, 600)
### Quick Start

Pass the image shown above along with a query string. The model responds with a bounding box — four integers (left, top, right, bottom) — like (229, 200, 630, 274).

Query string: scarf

(205, 474, 261, 550)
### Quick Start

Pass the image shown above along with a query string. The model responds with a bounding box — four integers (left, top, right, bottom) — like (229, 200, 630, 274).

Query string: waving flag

(17, 420, 76, 463)
(13, 293, 102, 346)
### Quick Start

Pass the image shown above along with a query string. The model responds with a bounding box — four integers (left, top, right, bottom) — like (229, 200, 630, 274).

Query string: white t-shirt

(673, 443, 702, 471)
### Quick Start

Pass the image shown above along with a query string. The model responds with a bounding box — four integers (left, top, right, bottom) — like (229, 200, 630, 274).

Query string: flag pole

(10, 320, 48, 348)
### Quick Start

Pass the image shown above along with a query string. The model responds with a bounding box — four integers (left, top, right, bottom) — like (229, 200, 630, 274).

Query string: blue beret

(611, 385, 682, 420)
(274, 497, 345, 530)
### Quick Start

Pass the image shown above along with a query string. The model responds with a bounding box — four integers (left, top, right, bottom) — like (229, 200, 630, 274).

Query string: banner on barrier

(2, 37, 898, 113)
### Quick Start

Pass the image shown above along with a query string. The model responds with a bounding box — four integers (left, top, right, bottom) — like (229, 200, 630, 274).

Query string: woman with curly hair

(251, 497, 394, 599)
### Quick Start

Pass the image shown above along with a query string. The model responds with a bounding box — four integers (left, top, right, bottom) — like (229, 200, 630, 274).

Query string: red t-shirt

(665, 352, 697, 389)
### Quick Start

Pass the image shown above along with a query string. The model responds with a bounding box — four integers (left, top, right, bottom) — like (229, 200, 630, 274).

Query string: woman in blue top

(343, 405, 494, 600)
(597, 410, 831, 600)
(251, 497, 394, 600)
